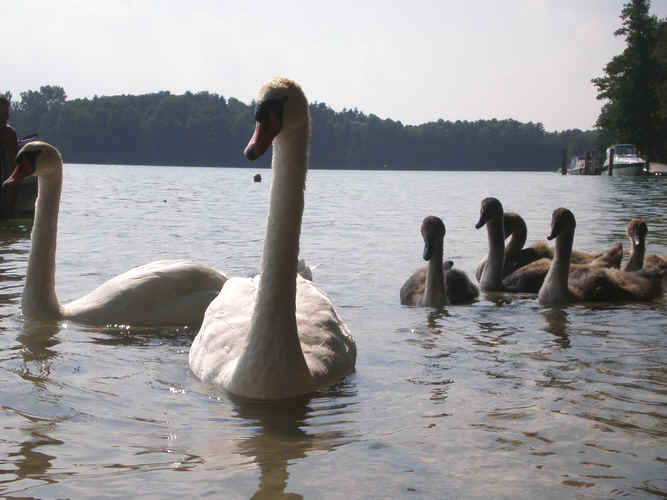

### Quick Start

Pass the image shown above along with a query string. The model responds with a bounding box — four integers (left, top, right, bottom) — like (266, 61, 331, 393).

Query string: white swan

(4, 141, 227, 327)
(538, 208, 663, 306)
(400, 216, 478, 306)
(189, 78, 356, 400)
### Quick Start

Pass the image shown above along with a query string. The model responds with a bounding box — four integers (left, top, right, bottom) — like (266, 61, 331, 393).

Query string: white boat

(601, 144, 648, 176)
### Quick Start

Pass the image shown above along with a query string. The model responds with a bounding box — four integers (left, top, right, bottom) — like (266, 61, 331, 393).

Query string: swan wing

(569, 266, 663, 302)
(400, 267, 426, 305)
(63, 259, 227, 327)
(445, 268, 479, 303)
(189, 275, 257, 387)
(295, 276, 356, 385)
(502, 258, 551, 293)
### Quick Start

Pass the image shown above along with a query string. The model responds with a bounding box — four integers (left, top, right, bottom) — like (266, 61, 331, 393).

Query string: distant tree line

(593, 0, 667, 161)
(3, 85, 595, 171)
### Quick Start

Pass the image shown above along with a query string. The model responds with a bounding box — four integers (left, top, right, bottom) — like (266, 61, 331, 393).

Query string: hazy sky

(4, 0, 667, 131)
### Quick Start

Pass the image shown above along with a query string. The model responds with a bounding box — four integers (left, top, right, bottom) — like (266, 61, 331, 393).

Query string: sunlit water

(0, 166, 665, 499)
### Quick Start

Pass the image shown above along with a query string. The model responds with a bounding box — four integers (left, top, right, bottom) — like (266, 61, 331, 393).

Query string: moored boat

(601, 144, 648, 176)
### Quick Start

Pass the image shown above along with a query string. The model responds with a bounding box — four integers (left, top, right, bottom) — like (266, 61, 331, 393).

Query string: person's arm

(6, 125, 18, 173)
(1, 125, 19, 216)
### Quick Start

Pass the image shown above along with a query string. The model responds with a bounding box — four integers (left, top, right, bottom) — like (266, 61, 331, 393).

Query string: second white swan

(4, 141, 227, 327)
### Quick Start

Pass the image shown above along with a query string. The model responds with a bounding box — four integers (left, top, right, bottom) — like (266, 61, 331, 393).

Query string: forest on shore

(5, 85, 593, 171)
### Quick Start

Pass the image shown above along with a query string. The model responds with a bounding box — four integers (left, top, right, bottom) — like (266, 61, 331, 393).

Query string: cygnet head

(503, 212, 525, 238)
(243, 77, 309, 161)
(475, 197, 503, 229)
(547, 208, 576, 241)
(3, 141, 62, 187)
(421, 216, 445, 261)
(626, 218, 647, 247)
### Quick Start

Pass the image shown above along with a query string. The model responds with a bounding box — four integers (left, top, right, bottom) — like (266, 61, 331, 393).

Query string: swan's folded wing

(63, 259, 227, 326)
(445, 268, 479, 303)
(569, 267, 663, 302)
(502, 258, 550, 293)
(295, 276, 356, 384)
(400, 267, 426, 305)
(189, 276, 257, 385)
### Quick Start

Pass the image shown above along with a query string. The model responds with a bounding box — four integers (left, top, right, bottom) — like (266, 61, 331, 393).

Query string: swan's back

(445, 268, 479, 303)
(569, 266, 663, 302)
(64, 260, 227, 326)
(644, 254, 667, 275)
(503, 243, 624, 294)
(588, 242, 623, 269)
(527, 241, 610, 265)
(502, 258, 551, 293)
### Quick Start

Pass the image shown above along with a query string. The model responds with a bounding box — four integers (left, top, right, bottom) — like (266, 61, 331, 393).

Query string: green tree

(13, 85, 67, 137)
(592, 0, 666, 160)
(10, 85, 596, 171)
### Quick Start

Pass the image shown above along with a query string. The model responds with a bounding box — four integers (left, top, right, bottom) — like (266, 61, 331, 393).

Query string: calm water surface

(0, 166, 665, 499)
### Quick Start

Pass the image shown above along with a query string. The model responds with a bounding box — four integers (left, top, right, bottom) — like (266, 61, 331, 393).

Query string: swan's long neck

(23, 170, 63, 318)
(423, 244, 447, 307)
(246, 124, 310, 365)
(625, 237, 645, 272)
(505, 221, 526, 263)
(538, 229, 573, 304)
(481, 217, 505, 291)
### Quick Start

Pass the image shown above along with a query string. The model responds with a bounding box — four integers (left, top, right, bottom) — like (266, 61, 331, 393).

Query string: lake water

(0, 166, 665, 499)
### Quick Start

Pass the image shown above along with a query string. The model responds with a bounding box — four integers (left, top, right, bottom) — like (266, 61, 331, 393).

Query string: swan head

(626, 218, 647, 247)
(243, 77, 309, 160)
(3, 141, 62, 187)
(503, 212, 526, 238)
(547, 208, 576, 241)
(475, 197, 503, 229)
(421, 215, 445, 261)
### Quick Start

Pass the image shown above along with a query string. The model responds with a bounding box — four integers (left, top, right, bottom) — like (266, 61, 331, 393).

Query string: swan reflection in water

(230, 385, 358, 499)
(4, 320, 67, 490)
(541, 308, 570, 348)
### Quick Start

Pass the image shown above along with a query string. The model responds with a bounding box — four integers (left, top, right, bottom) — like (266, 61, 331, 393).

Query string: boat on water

(601, 144, 648, 177)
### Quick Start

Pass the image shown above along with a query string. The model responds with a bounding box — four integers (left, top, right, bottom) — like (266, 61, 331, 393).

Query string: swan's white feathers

(14, 141, 228, 328)
(189, 275, 355, 398)
(63, 259, 227, 326)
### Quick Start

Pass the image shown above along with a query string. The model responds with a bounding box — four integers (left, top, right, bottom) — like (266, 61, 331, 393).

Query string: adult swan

(189, 78, 356, 400)
(4, 141, 227, 327)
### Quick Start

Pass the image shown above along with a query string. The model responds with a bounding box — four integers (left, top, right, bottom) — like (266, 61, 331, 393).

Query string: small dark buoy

(253, 174, 262, 182)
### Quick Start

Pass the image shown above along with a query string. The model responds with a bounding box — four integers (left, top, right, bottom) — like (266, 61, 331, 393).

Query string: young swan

(502, 240, 624, 294)
(401, 216, 478, 306)
(474, 211, 539, 282)
(476, 208, 623, 284)
(474, 197, 544, 292)
(538, 208, 663, 306)
(189, 78, 356, 400)
(502, 211, 621, 270)
(3, 141, 227, 327)
(475, 198, 624, 294)
(474, 197, 506, 292)
(624, 218, 667, 273)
